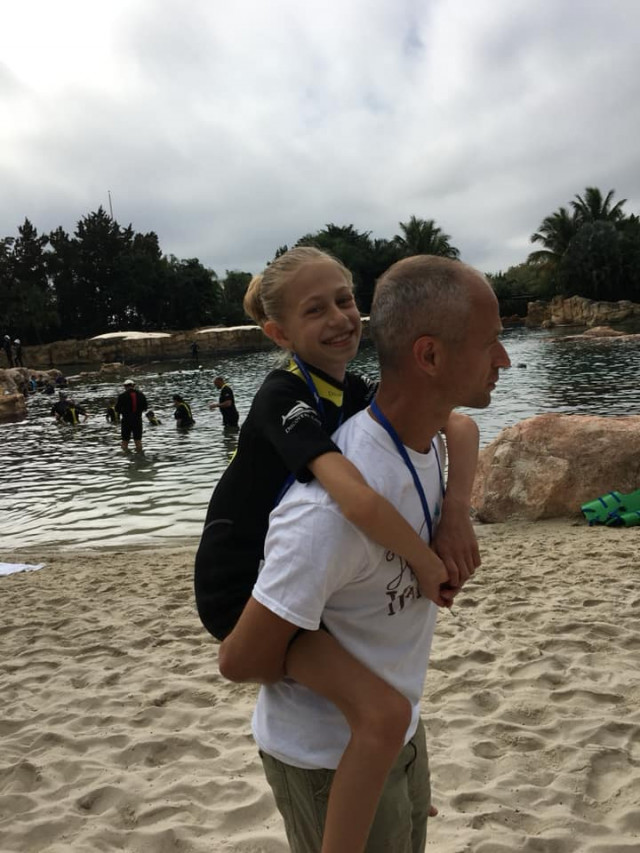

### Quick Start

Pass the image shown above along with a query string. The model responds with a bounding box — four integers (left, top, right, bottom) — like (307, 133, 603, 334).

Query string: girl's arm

(433, 412, 480, 587)
(309, 453, 451, 607)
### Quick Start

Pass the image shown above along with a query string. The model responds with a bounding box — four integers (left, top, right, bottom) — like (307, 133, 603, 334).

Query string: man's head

(124, 379, 135, 389)
(214, 376, 224, 389)
(370, 255, 510, 410)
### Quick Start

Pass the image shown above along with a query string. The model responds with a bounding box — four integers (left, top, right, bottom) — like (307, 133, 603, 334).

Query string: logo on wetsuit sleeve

(281, 401, 321, 433)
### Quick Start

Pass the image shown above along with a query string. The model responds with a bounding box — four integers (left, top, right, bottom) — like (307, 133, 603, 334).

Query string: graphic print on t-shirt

(382, 510, 440, 617)
(281, 401, 322, 433)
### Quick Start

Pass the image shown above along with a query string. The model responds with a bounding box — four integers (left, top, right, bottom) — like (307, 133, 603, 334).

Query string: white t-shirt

(252, 409, 445, 770)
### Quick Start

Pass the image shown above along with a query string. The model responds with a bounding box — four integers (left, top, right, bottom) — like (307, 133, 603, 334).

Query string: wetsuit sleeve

(253, 373, 340, 483)
(139, 392, 148, 412)
(344, 371, 378, 415)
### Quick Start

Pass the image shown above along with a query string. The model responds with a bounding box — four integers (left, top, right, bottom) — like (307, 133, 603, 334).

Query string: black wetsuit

(115, 389, 148, 441)
(174, 401, 195, 427)
(61, 403, 86, 425)
(51, 400, 68, 419)
(3, 338, 13, 367)
(217, 383, 240, 428)
(194, 360, 376, 640)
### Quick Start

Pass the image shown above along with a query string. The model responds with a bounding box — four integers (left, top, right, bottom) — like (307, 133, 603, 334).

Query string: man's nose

(496, 342, 511, 368)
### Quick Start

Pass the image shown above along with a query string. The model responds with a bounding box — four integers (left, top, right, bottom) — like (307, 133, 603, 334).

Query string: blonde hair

(243, 247, 353, 327)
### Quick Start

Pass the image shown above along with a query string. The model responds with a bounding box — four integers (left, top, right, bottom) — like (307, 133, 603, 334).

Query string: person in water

(173, 394, 195, 428)
(61, 399, 89, 424)
(105, 398, 120, 424)
(145, 410, 162, 426)
(115, 379, 148, 452)
(195, 247, 482, 853)
(209, 376, 239, 428)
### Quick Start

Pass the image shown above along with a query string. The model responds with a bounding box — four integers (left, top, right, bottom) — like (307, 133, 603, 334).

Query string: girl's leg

(285, 629, 411, 853)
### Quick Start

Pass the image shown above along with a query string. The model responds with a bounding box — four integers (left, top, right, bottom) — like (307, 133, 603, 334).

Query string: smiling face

(264, 260, 362, 380)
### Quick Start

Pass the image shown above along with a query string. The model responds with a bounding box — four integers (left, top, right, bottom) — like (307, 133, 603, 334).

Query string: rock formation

(17, 325, 273, 369)
(526, 295, 640, 328)
(472, 414, 640, 522)
(0, 370, 28, 422)
(546, 325, 640, 344)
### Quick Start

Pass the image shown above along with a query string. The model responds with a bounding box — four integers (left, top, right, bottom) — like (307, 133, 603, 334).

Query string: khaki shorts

(260, 717, 431, 853)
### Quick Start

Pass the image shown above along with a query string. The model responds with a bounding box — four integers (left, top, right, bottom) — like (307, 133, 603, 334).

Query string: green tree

(393, 216, 460, 259)
(221, 270, 252, 325)
(47, 227, 79, 337)
(559, 221, 625, 301)
(7, 219, 56, 343)
(164, 257, 222, 329)
(529, 207, 578, 268)
(73, 207, 133, 336)
(570, 187, 627, 225)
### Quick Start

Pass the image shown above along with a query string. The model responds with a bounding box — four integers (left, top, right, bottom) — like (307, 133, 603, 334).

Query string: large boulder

(0, 369, 28, 422)
(526, 295, 640, 328)
(472, 414, 640, 521)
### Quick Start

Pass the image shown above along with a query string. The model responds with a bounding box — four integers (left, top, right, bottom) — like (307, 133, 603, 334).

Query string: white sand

(1, 521, 638, 852)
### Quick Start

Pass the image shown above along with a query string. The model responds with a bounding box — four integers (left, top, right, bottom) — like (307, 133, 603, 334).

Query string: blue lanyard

(292, 354, 343, 430)
(275, 356, 345, 507)
(369, 399, 445, 542)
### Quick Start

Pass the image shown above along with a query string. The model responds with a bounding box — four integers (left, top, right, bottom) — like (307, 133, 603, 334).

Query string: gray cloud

(2, 0, 640, 277)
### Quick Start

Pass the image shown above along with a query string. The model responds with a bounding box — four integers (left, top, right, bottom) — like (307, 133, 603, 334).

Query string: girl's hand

(432, 498, 480, 589)
(409, 549, 453, 608)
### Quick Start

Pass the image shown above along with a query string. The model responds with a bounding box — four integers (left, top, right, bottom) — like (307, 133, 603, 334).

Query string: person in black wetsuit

(105, 398, 119, 424)
(3, 335, 14, 367)
(209, 376, 239, 428)
(61, 399, 88, 424)
(173, 394, 195, 428)
(115, 379, 148, 451)
(51, 391, 69, 421)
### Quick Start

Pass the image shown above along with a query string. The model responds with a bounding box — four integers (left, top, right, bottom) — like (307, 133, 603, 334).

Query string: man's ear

(263, 319, 291, 350)
(412, 335, 440, 375)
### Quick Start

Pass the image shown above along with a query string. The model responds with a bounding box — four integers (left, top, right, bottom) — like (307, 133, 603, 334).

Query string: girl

(195, 247, 479, 852)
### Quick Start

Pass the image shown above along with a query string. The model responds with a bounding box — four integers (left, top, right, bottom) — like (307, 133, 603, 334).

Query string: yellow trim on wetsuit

(287, 360, 344, 408)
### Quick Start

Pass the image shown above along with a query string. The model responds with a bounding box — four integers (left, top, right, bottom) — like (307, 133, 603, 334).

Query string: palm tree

(393, 216, 460, 259)
(570, 187, 627, 225)
(528, 206, 578, 266)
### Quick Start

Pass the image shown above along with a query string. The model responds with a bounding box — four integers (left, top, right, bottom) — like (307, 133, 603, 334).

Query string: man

(173, 394, 195, 427)
(51, 391, 69, 421)
(218, 256, 511, 852)
(3, 335, 13, 367)
(209, 375, 239, 428)
(60, 398, 89, 425)
(115, 378, 148, 451)
(13, 339, 24, 367)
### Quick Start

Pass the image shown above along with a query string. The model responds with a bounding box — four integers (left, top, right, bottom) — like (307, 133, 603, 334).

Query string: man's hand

(432, 498, 481, 589)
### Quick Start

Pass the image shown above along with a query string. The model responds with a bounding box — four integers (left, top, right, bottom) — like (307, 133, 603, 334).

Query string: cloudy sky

(2, 0, 640, 277)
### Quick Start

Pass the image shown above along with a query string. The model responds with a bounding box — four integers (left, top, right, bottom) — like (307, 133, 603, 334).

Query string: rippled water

(2, 329, 639, 550)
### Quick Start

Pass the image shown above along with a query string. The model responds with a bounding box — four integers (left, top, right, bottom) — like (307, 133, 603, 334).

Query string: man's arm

(218, 597, 300, 684)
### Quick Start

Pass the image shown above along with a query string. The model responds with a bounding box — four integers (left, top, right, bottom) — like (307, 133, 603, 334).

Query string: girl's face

(270, 261, 362, 380)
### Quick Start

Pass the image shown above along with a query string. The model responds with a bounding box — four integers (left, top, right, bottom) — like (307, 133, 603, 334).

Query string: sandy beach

(1, 520, 638, 852)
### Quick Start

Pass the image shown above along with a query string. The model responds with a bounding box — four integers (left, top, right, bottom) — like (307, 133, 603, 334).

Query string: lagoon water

(2, 327, 639, 550)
